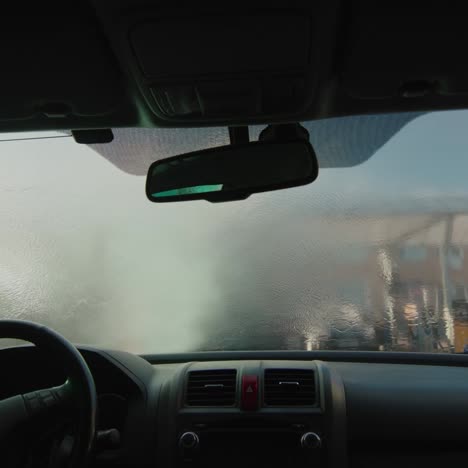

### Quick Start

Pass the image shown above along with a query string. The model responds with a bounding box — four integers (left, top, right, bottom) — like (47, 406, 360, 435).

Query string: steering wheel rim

(0, 319, 97, 467)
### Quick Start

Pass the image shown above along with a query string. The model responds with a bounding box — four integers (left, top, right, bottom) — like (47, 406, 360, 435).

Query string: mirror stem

(259, 123, 310, 143)
(228, 126, 249, 145)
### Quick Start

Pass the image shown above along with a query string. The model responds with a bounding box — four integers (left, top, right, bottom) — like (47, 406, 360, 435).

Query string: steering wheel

(0, 320, 97, 467)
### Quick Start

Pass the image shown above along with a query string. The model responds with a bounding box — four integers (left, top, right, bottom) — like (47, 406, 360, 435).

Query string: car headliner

(0, 3, 465, 134)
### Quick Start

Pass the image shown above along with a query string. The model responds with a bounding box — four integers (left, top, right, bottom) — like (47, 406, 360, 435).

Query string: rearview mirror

(146, 141, 318, 203)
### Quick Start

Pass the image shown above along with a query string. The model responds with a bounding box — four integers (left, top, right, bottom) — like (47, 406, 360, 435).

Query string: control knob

(300, 432, 322, 449)
(179, 431, 200, 450)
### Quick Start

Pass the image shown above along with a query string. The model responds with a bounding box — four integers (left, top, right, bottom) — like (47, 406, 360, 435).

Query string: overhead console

(131, 14, 311, 120)
(92, 1, 340, 125)
(156, 360, 346, 468)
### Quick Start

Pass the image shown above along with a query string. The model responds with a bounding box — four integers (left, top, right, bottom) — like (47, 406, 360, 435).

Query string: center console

(156, 361, 347, 468)
(177, 419, 325, 468)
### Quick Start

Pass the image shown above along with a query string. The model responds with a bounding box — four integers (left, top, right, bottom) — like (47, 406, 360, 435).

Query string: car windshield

(1, 110, 468, 354)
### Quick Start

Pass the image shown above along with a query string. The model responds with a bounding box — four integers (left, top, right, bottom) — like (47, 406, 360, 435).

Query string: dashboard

(2, 346, 468, 467)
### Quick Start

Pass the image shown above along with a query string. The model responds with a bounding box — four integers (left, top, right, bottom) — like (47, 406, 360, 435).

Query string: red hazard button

(241, 375, 258, 410)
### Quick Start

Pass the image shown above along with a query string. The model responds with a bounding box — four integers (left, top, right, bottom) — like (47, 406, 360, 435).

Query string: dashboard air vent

(186, 369, 237, 406)
(264, 369, 316, 406)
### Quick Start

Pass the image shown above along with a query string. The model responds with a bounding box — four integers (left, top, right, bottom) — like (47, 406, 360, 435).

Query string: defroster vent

(264, 369, 316, 406)
(186, 369, 237, 406)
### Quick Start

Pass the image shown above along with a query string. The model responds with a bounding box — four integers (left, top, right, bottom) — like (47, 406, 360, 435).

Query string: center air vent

(186, 369, 237, 407)
(264, 369, 316, 406)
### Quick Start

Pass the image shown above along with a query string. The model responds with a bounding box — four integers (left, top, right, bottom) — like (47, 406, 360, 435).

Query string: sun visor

(0, 4, 127, 122)
(342, 4, 468, 100)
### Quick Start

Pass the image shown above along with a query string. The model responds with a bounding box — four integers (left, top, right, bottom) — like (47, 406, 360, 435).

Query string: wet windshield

(1, 110, 467, 354)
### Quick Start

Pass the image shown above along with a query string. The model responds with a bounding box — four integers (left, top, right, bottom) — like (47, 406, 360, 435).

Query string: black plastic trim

(317, 361, 347, 468)
(141, 350, 468, 367)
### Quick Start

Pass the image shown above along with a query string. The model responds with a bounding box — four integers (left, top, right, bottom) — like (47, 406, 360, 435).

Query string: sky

(0, 110, 467, 353)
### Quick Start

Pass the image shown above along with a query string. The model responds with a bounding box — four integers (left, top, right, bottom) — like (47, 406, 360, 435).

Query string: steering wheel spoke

(0, 393, 29, 440)
(22, 380, 74, 419)
(0, 380, 75, 449)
